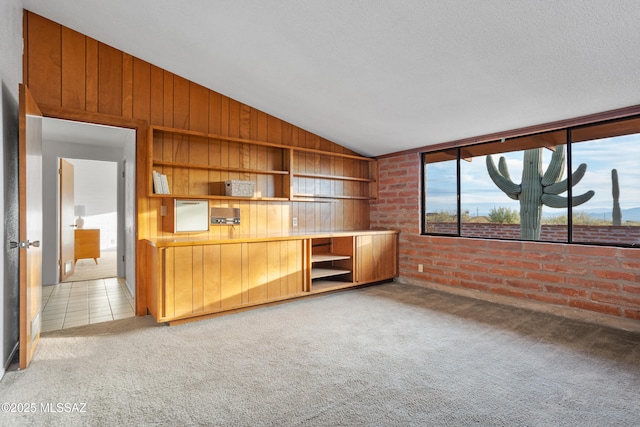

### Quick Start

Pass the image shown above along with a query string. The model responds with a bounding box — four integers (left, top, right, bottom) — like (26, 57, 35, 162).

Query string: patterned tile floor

(41, 277, 134, 333)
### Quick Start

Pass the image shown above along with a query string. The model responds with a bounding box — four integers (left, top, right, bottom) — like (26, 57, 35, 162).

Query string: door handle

(19, 240, 41, 249)
(9, 241, 19, 249)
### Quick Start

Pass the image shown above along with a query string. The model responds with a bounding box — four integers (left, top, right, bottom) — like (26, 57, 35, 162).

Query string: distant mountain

(619, 207, 640, 222)
(575, 207, 640, 222)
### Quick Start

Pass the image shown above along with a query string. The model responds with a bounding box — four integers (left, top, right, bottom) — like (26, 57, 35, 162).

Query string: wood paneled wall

(23, 11, 370, 246)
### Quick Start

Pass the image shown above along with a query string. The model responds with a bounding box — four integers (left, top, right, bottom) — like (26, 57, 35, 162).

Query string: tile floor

(41, 277, 135, 333)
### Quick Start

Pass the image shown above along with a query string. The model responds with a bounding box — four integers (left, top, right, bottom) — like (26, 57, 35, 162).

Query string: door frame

(38, 104, 148, 316)
(59, 158, 75, 282)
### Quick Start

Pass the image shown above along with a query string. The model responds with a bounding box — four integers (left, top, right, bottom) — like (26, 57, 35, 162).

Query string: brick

(470, 257, 504, 266)
(622, 284, 640, 295)
(522, 241, 565, 253)
(527, 293, 567, 306)
(566, 245, 618, 257)
(459, 281, 491, 292)
(545, 285, 587, 298)
(567, 278, 619, 292)
(505, 279, 543, 291)
(591, 292, 640, 308)
(567, 255, 618, 268)
(524, 251, 567, 262)
(453, 271, 473, 280)
(525, 271, 566, 284)
(620, 248, 640, 259)
(491, 287, 527, 299)
(543, 263, 589, 275)
(457, 246, 494, 256)
(623, 310, 640, 320)
(569, 300, 621, 316)
(490, 268, 525, 278)
(504, 259, 541, 270)
(593, 269, 636, 282)
(620, 260, 640, 270)
(471, 274, 504, 285)
(422, 267, 447, 276)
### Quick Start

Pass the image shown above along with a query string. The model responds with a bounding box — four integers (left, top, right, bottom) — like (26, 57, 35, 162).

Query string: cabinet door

(174, 199, 209, 232)
(356, 234, 397, 284)
(247, 240, 305, 303)
(356, 235, 374, 284)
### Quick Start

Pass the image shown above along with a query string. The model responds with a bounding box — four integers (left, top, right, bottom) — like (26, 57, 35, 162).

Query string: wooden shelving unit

(148, 125, 377, 202)
(309, 236, 354, 291)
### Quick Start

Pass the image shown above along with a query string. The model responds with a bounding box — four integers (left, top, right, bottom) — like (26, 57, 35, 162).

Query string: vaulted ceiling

(22, 0, 640, 157)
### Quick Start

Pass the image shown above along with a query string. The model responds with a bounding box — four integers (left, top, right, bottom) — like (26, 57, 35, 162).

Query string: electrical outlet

(418, 264, 423, 272)
(292, 217, 298, 227)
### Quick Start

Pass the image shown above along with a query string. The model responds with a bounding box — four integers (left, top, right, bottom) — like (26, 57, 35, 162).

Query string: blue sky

(426, 134, 640, 218)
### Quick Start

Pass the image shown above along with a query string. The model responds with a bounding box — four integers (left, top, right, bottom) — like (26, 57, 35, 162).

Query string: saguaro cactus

(612, 168, 621, 226)
(486, 146, 594, 240)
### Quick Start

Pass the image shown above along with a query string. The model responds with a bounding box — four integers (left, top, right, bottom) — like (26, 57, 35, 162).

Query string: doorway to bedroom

(39, 118, 137, 332)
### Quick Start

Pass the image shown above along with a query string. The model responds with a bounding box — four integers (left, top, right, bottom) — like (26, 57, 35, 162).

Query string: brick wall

(371, 153, 640, 324)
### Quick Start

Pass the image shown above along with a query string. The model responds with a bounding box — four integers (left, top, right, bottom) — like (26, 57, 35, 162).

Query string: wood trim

(377, 104, 640, 159)
(38, 104, 145, 130)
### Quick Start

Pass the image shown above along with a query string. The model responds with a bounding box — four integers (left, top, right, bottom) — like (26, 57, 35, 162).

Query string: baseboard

(125, 279, 134, 299)
(397, 276, 640, 334)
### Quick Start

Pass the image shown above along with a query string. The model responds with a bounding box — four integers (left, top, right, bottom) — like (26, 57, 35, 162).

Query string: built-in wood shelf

(293, 194, 375, 201)
(153, 160, 288, 176)
(149, 194, 289, 202)
(292, 172, 375, 183)
(311, 268, 352, 280)
(149, 125, 378, 202)
(309, 280, 358, 293)
(311, 254, 351, 263)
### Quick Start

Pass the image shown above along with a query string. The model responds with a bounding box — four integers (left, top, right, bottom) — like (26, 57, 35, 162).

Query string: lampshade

(74, 205, 86, 217)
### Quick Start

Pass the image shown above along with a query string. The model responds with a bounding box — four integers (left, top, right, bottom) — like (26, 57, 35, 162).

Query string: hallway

(41, 278, 134, 332)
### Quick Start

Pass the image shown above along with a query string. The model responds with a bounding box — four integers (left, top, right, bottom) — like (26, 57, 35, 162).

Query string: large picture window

(422, 116, 640, 247)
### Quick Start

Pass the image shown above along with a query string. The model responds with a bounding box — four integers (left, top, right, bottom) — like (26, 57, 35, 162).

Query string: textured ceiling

(22, 0, 640, 157)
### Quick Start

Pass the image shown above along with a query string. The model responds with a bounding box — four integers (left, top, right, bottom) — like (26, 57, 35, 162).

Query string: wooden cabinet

(143, 230, 398, 325)
(355, 233, 398, 284)
(148, 125, 377, 202)
(74, 229, 100, 264)
(145, 238, 306, 323)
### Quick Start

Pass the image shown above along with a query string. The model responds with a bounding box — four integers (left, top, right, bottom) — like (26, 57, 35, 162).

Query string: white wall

(0, 0, 23, 378)
(123, 133, 136, 296)
(70, 158, 118, 250)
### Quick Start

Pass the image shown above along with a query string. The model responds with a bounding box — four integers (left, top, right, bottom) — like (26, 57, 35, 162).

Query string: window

(422, 117, 640, 247)
(570, 118, 640, 245)
(423, 150, 458, 235)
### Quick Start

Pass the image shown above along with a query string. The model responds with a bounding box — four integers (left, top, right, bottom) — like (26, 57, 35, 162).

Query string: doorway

(39, 118, 136, 332)
(60, 158, 119, 282)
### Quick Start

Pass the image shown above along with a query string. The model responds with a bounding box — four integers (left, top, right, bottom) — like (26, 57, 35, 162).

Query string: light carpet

(1, 282, 639, 426)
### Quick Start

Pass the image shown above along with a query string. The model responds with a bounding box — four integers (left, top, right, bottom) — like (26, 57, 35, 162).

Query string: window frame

(421, 115, 640, 248)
